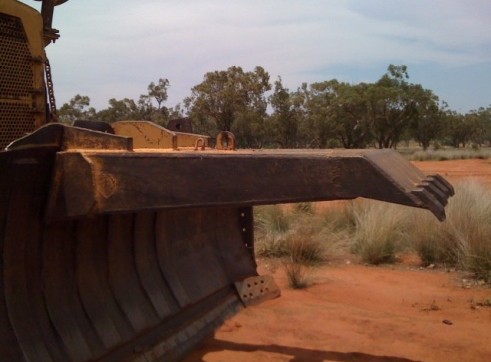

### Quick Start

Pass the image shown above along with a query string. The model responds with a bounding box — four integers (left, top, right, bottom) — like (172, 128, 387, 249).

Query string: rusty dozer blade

(0, 125, 454, 362)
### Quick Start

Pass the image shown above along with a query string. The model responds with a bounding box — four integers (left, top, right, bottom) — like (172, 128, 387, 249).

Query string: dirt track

(184, 159, 491, 362)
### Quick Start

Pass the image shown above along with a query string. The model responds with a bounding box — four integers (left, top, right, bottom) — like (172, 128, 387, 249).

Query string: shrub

(408, 211, 457, 266)
(255, 235, 291, 259)
(255, 205, 290, 233)
(321, 201, 357, 232)
(408, 180, 491, 281)
(350, 200, 407, 265)
(287, 232, 325, 265)
(283, 261, 310, 289)
(255, 233, 326, 263)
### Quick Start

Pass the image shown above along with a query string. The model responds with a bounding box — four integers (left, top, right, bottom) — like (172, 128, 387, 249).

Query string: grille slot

(0, 102, 33, 148)
(0, 13, 36, 149)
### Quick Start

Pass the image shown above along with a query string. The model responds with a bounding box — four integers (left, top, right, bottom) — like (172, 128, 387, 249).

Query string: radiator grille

(0, 102, 33, 148)
(0, 13, 36, 149)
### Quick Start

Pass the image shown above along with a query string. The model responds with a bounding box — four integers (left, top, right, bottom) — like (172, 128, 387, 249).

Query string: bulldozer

(0, 1, 454, 361)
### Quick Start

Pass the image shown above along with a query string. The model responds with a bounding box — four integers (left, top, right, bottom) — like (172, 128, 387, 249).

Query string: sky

(31, 0, 491, 113)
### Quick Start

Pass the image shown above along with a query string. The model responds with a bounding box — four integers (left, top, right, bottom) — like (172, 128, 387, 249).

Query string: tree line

(58, 64, 491, 149)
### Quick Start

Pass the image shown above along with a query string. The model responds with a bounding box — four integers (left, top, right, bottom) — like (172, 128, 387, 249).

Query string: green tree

(268, 77, 300, 148)
(330, 82, 372, 148)
(96, 98, 139, 123)
(147, 78, 170, 110)
(366, 65, 418, 149)
(409, 87, 443, 150)
(127, 78, 172, 125)
(232, 110, 266, 148)
(95, 78, 171, 125)
(58, 94, 96, 124)
(300, 80, 338, 148)
(136, 94, 158, 121)
(468, 106, 491, 145)
(168, 103, 184, 120)
(442, 110, 479, 148)
(185, 66, 271, 142)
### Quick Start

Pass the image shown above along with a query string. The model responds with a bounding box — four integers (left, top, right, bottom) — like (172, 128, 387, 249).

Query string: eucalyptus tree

(469, 106, 491, 145)
(58, 94, 96, 124)
(299, 80, 339, 148)
(96, 98, 140, 123)
(409, 86, 443, 150)
(147, 78, 170, 110)
(330, 82, 372, 148)
(442, 111, 475, 148)
(268, 77, 301, 148)
(366, 65, 417, 149)
(185, 66, 271, 145)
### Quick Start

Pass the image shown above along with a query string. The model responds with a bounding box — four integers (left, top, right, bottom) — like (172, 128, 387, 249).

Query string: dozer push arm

(10, 123, 454, 222)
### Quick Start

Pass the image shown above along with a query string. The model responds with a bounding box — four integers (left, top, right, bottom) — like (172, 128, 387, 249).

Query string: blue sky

(32, 0, 491, 113)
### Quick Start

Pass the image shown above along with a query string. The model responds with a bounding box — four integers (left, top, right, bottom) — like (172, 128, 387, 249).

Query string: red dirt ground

(184, 159, 491, 362)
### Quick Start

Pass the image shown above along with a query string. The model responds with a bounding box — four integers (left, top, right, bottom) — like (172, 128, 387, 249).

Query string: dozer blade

(0, 124, 454, 362)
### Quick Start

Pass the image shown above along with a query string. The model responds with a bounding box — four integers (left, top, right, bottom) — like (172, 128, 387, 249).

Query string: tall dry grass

(407, 180, 491, 281)
(255, 203, 339, 288)
(255, 203, 355, 262)
(255, 181, 491, 283)
(405, 148, 491, 161)
(350, 201, 409, 264)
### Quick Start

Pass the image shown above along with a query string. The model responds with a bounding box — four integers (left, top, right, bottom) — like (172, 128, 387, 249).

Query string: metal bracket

(234, 275, 281, 306)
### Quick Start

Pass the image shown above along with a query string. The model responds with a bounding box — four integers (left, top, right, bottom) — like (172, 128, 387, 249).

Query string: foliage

(58, 94, 96, 124)
(299, 80, 338, 148)
(272, 64, 443, 150)
(59, 65, 490, 151)
(367, 65, 431, 149)
(409, 87, 444, 150)
(441, 105, 491, 148)
(331, 82, 373, 149)
(184, 66, 271, 146)
(468, 106, 491, 146)
(147, 78, 169, 110)
(96, 98, 140, 123)
(59, 78, 172, 125)
(268, 77, 301, 148)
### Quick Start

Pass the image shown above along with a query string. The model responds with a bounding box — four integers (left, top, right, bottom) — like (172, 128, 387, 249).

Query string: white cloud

(35, 0, 491, 112)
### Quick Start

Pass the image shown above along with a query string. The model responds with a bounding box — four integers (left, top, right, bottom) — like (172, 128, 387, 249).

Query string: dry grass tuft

(350, 200, 408, 265)
(283, 261, 311, 289)
(408, 180, 491, 281)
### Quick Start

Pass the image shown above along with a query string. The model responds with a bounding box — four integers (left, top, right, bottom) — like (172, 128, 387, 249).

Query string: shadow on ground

(185, 338, 421, 362)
